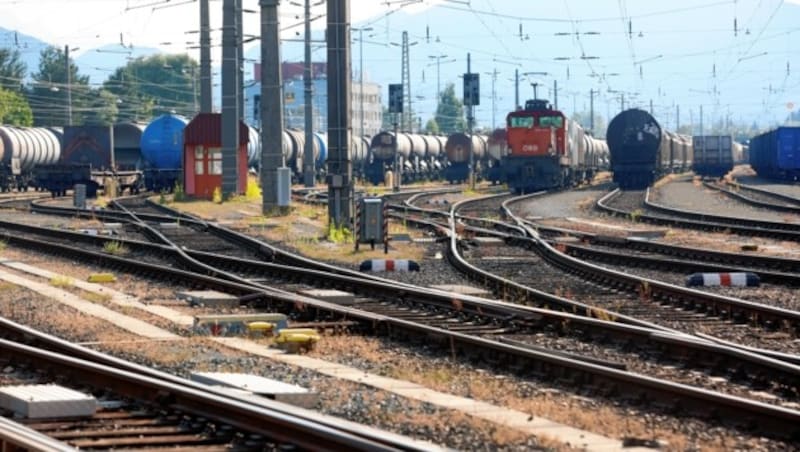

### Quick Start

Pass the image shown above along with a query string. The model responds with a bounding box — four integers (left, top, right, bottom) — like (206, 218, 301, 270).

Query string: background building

(245, 62, 382, 138)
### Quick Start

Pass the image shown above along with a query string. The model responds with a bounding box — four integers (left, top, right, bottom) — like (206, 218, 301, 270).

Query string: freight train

(691, 135, 745, 177)
(365, 131, 447, 185)
(501, 99, 608, 194)
(748, 127, 800, 181)
(486, 128, 509, 185)
(2, 114, 372, 196)
(0, 126, 62, 191)
(606, 108, 692, 189)
(34, 124, 146, 197)
(443, 132, 488, 184)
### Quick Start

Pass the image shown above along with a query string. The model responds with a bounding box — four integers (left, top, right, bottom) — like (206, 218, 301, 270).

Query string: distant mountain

(0, 27, 53, 80)
(75, 44, 160, 85)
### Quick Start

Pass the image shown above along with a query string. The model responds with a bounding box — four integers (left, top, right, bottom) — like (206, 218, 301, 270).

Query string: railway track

(2, 194, 797, 440)
(0, 319, 419, 451)
(598, 188, 800, 241)
(709, 179, 800, 214)
(396, 192, 800, 347)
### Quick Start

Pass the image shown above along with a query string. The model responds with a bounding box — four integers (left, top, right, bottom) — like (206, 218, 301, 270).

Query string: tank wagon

(486, 128, 508, 185)
(583, 134, 609, 171)
(0, 126, 61, 191)
(692, 135, 743, 177)
(366, 132, 445, 185)
(140, 114, 188, 192)
(502, 99, 606, 193)
(748, 127, 800, 180)
(443, 132, 487, 184)
(35, 124, 145, 197)
(606, 108, 692, 189)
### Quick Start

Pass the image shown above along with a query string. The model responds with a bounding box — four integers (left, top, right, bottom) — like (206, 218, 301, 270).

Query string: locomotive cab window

(538, 116, 563, 128)
(509, 116, 534, 128)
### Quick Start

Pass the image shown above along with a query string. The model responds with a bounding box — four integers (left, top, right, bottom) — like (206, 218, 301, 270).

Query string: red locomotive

(503, 99, 607, 194)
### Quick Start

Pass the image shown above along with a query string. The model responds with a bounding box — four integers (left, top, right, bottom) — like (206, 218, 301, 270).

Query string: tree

(104, 54, 198, 122)
(0, 47, 26, 92)
(570, 111, 606, 138)
(434, 83, 465, 134)
(0, 87, 33, 126)
(424, 118, 439, 134)
(28, 46, 90, 126)
(83, 89, 120, 125)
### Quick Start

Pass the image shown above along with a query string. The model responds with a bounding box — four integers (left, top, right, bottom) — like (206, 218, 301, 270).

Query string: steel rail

(0, 415, 74, 451)
(0, 339, 408, 451)
(19, 197, 800, 371)
(596, 188, 800, 241)
(0, 317, 436, 452)
(9, 194, 800, 439)
(704, 180, 800, 213)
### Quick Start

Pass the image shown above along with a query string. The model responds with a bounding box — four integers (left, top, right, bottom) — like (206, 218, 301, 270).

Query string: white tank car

(445, 133, 487, 163)
(487, 128, 509, 162)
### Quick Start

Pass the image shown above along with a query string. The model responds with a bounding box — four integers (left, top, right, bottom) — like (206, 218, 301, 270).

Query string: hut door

(195, 146, 222, 198)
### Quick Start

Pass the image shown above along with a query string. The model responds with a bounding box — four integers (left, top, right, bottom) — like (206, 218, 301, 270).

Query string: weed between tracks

(103, 241, 129, 255)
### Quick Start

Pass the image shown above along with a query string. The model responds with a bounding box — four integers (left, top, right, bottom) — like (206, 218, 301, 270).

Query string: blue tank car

(140, 114, 188, 192)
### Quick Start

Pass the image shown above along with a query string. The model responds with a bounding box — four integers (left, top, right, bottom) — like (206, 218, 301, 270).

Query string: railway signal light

(388, 83, 403, 113)
(463, 73, 480, 106)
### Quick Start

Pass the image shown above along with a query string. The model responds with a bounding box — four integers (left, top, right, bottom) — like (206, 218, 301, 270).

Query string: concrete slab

(0, 385, 96, 419)
(430, 284, 492, 297)
(0, 260, 194, 327)
(0, 267, 179, 340)
(193, 313, 288, 336)
(177, 290, 239, 308)
(298, 289, 355, 306)
(190, 372, 317, 408)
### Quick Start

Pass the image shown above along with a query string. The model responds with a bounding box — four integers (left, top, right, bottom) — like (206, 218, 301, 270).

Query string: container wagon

(748, 127, 800, 180)
(692, 135, 740, 177)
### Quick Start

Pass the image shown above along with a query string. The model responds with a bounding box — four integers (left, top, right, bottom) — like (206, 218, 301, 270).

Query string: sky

(1, 0, 799, 132)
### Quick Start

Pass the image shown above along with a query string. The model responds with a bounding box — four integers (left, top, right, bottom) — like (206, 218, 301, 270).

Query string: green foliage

(0, 87, 33, 126)
(327, 223, 352, 244)
(435, 83, 466, 134)
(629, 209, 643, 222)
(102, 241, 129, 256)
(245, 177, 261, 200)
(424, 118, 440, 134)
(82, 89, 119, 125)
(173, 182, 186, 202)
(104, 54, 198, 122)
(28, 46, 91, 126)
(0, 48, 26, 92)
(0, 240, 6, 254)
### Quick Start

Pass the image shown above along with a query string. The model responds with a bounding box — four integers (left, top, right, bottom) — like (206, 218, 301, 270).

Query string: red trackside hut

(183, 113, 248, 199)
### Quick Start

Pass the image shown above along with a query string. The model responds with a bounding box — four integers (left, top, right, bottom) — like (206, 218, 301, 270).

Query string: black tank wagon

(606, 108, 692, 189)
